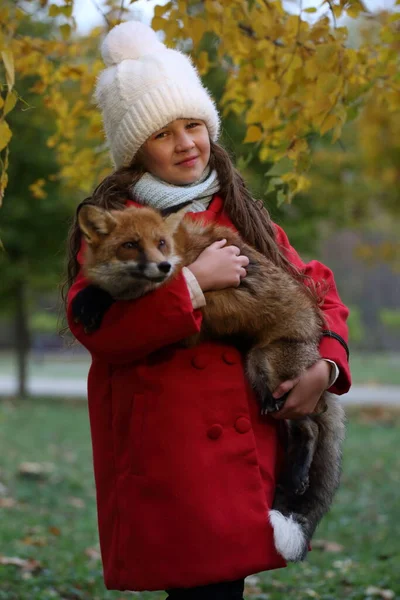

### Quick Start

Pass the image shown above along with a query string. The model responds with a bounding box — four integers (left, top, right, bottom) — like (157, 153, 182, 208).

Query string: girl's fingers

(272, 377, 300, 399)
(213, 238, 227, 248)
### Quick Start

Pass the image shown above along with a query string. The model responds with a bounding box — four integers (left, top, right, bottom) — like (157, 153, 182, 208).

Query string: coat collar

(125, 194, 224, 217)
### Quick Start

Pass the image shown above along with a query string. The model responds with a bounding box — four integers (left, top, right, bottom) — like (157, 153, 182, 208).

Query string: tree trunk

(14, 279, 30, 398)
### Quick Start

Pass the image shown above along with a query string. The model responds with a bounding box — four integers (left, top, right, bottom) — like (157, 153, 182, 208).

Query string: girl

(64, 21, 351, 600)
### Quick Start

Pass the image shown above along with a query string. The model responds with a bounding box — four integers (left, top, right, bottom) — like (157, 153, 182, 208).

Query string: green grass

(1, 351, 400, 386)
(0, 351, 90, 380)
(349, 353, 400, 386)
(0, 400, 399, 600)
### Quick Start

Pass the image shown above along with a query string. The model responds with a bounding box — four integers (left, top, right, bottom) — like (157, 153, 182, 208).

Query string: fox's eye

(122, 241, 139, 250)
(158, 239, 166, 248)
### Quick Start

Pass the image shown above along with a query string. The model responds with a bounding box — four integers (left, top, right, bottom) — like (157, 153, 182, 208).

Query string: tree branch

(90, 0, 111, 27)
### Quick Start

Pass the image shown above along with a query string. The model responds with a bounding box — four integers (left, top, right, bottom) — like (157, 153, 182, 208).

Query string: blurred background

(0, 1, 399, 599)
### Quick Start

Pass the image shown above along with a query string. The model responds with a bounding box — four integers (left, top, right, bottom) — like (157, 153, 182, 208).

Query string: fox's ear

(78, 205, 117, 244)
(163, 206, 188, 235)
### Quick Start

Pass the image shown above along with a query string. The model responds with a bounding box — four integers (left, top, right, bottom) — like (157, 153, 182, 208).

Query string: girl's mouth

(177, 156, 198, 167)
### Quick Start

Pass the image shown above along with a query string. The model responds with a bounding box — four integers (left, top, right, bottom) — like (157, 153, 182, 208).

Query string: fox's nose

(158, 261, 171, 274)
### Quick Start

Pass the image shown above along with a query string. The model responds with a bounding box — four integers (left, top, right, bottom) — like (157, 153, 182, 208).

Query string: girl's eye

(186, 122, 200, 129)
(158, 239, 166, 248)
(122, 241, 139, 249)
(154, 131, 168, 140)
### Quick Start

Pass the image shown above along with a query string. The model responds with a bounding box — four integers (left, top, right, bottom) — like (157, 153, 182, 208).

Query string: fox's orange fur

(75, 203, 346, 563)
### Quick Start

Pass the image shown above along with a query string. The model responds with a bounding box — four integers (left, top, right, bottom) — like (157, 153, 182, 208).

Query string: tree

(0, 0, 399, 213)
(0, 17, 72, 397)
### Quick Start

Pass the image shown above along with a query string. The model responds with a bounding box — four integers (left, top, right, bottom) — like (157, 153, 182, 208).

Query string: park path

(0, 374, 399, 405)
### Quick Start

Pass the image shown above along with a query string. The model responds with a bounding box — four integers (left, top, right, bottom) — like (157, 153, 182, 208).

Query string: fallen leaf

(21, 536, 48, 547)
(0, 556, 42, 572)
(64, 451, 77, 463)
(18, 462, 54, 480)
(313, 539, 344, 552)
(333, 558, 354, 572)
(48, 526, 61, 536)
(0, 497, 17, 508)
(305, 590, 320, 598)
(365, 587, 395, 599)
(85, 546, 101, 561)
(325, 570, 335, 579)
(67, 496, 85, 509)
(22, 572, 33, 580)
(245, 575, 261, 586)
(244, 573, 262, 595)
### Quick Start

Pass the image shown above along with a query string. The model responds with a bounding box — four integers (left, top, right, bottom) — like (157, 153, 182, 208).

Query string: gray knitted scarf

(130, 166, 220, 213)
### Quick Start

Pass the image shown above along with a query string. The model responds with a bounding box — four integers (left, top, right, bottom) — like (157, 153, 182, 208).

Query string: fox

(71, 202, 346, 563)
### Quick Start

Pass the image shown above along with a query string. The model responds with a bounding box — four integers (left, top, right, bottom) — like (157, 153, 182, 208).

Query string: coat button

(207, 424, 223, 440)
(235, 417, 251, 434)
(222, 350, 238, 365)
(191, 355, 209, 369)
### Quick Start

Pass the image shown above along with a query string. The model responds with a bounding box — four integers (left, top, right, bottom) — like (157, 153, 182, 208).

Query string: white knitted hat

(95, 21, 221, 168)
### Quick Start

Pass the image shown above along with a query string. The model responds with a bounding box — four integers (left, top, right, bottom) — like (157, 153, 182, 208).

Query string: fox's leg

(246, 340, 319, 414)
(284, 417, 319, 496)
(71, 285, 115, 333)
(270, 394, 346, 562)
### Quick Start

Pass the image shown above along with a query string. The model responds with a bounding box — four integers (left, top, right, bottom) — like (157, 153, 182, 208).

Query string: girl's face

(137, 119, 211, 185)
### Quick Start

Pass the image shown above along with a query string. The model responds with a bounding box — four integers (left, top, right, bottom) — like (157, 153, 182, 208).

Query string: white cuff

(323, 359, 339, 389)
(182, 267, 206, 309)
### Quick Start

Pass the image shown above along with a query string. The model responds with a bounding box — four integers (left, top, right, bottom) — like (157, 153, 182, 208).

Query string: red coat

(67, 195, 351, 592)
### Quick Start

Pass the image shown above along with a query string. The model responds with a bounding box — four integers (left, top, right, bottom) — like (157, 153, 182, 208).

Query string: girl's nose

(175, 131, 195, 153)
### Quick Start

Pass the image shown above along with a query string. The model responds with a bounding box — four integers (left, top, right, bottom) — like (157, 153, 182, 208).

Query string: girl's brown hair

(60, 141, 312, 337)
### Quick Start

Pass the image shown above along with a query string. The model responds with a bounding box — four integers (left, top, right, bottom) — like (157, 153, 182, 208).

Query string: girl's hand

(187, 239, 249, 292)
(270, 360, 332, 420)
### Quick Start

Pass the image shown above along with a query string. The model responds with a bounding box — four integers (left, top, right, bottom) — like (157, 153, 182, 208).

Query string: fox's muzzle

(130, 261, 172, 281)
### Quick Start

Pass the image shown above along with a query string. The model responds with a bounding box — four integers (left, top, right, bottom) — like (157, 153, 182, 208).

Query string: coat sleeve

(67, 244, 203, 365)
(274, 224, 351, 395)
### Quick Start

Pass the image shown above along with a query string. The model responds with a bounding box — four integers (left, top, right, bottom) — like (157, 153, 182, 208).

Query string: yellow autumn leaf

(48, 4, 60, 17)
(0, 120, 12, 151)
(59, 4, 73, 18)
(262, 80, 281, 101)
(317, 72, 341, 95)
(3, 90, 18, 116)
(287, 138, 308, 160)
(347, 0, 365, 18)
(190, 19, 206, 45)
(333, 5, 343, 18)
(244, 125, 263, 143)
(154, 3, 172, 18)
(29, 178, 47, 200)
(1, 50, 15, 90)
(196, 51, 210, 76)
(152, 16, 166, 32)
(59, 24, 71, 41)
(304, 57, 319, 80)
(315, 44, 337, 68)
(0, 146, 8, 205)
(320, 114, 338, 135)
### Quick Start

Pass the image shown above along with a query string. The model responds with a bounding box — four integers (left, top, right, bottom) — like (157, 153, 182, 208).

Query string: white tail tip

(269, 509, 307, 562)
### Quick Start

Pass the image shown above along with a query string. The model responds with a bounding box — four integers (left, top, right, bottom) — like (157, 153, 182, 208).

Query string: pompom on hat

(95, 21, 221, 168)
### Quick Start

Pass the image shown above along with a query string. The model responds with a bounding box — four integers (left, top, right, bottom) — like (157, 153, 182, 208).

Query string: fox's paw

(259, 388, 288, 415)
(293, 475, 309, 496)
(269, 510, 308, 562)
(71, 285, 114, 333)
